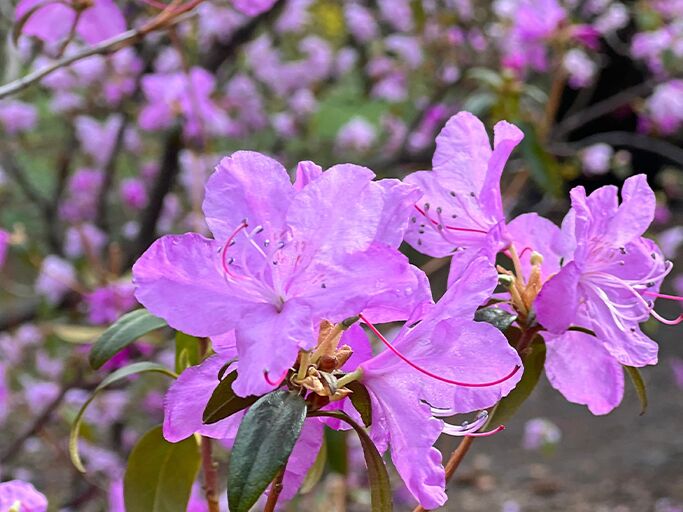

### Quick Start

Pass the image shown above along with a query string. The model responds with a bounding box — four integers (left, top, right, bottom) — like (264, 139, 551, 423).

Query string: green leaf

(299, 435, 327, 494)
(228, 390, 308, 512)
(624, 365, 648, 416)
(175, 332, 201, 374)
(50, 324, 106, 344)
(123, 425, 200, 512)
(70, 362, 177, 473)
(518, 121, 563, 197)
(89, 309, 167, 369)
(346, 381, 372, 427)
(487, 337, 546, 427)
(474, 307, 518, 332)
(310, 410, 392, 512)
(202, 370, 259, 425)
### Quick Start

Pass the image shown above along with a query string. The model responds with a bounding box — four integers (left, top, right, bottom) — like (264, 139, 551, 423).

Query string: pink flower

(0, 100, 38, 135)
(0, 480, 47, 512)
(15, 0, 126, 45)
(404, 111, 524, 284)
(133, 152, 431, 397)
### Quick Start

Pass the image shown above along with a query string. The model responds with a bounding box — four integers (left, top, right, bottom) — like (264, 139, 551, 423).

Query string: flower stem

(200, 437, 220, 512)
(412, 436, 475, 512)
(264, 466, 286, 512)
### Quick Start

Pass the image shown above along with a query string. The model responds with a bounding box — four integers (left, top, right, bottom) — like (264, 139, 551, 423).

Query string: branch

(551, 80, 655, 140)
(0, 5, 201, 100)
(551, 131, 683, 168)
(95, 115, 129, 231)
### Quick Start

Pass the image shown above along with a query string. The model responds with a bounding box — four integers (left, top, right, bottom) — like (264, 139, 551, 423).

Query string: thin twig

(200, 437, 220, 512)
(551, 131, 683, 168)
(264, 466, 286, 512)
(551, 80, 655, 140)
(0, 5, 201, 99)
(412, 437, 475, 512)
(95, 115, 129, 231)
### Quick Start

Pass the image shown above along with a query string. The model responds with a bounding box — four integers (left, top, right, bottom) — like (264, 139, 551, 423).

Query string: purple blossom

(522, 418, 561, 450)
(35, 255, 77, 305)
(232, 0, 278, 16)
(133, 151, 431, 397)
(15, 0, 125, 45)
(335, 117, 377, 153)
(0, 100, 38, 135)
(404, 111, 524, 283)
(0, 480, 47, 512)
(580, 143, 613, 175)
(59, 169, 105, 222)
(75, 115, 139, 168)
(85, 283, 137, 325)
(119, 178, 148, 211)
(345, 3, 379, 43)
(64, 223, 107, 259)
(140, 67, 230, 141)
(535, 176, 679, 369)
(507, 213, 626, 414)
(646, 80, 683, 135)
(563, 49, 596, 88)
(358, 256, 522, 508)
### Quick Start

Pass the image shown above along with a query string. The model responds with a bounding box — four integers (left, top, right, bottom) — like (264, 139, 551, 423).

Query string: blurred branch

(551, 80, 655, 140)
(0, 3, 201, 100)
(551, 131, 683, 168)
(95, 115, 129, 232)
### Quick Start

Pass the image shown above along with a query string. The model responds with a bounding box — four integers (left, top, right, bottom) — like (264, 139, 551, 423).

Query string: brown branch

(264, 466, 286, 512)
(0, 5, 201, 100)
(95, 115, 129, 231)
(200, 437, 220, 512)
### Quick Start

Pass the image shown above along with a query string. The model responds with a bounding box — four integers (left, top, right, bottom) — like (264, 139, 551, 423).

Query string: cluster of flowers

(126, 111, 680, 508)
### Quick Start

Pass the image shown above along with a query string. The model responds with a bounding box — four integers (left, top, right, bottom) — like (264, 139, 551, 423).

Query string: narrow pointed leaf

(624, 365, 648, 416)
(487, 336, 546, 427)
(202, 370, 258, 424)
(346, 381, 372, 427)
(70, 362, 177, 472)
(228, 390, 307, 512)
(90, 309, 167, 369)
(310, 410, 392, 512)
(124, 425, 200, 512)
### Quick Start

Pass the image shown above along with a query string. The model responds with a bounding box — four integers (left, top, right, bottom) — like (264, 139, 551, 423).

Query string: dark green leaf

(228, 390, 307, 512)
(474, 307, 517, 332)
(325, 428, 348, 475)
(202, 370, 258, 425)
(70, 363, 177, 472)
(346, 381, 372, 427)
(89, 309, 167, 369)
(487, 337, 546, 427)
(175, 332, 201, 374)
(624, 365, 648, 416)
(310, 410, 392, 512)
(299, 435, 327, 494)
(124, 425, 200, 512)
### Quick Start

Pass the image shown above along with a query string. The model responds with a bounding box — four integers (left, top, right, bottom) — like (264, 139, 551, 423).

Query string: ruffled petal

(607, 174, 656, 246)
(372, 179, 423, 247)
(77, 0, 126, 44)
(534, 261, 582, 333)
(16, 0, 75, 43)
(506, 213, 565, 278)
(203, 151, 294, 241)
(0, 480, 47, 512)
(232, 299, 314, 397)
(163, 355, 243, 442)
(293, 161, 323, 191)
(133, 234, 253, 337)
(545, 330, 624, 415)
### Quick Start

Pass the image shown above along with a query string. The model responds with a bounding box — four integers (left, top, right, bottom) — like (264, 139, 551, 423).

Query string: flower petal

(293, 161, 323, 191)
(278, 420, 325, 501)
(76, 0, 126, 44)
(607, 174, 656, 246)
(203, 151, 294, 241)
(0, 480, 47, 512)
(535, 261, 582, 333)
(133, 234, 253, 337)
(163, 355, 242, 442)
(544, 330, 624, 415)
(232, 299, 314, 397)
(506, 213, 564, 278)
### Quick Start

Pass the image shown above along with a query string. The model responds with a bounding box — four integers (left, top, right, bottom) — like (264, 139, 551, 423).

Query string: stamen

(221, 221, 248, 278)
(643, 291, 683, 302)
(439, 411, 506, 437)
(649, 310, 683, 326)
(264, 368, 289, 386)
(413, 205, 488, 235)
(465, 425, 506, 437)
(359, 314, 521, 388)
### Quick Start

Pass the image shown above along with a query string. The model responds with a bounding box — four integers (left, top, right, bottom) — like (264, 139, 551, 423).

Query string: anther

(411, 216, 417, 223)
(436, 206, 442, 214)
(619, 246, 626, 255)
(449, 191, 456, 197)
(424, 202, 431, 210)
